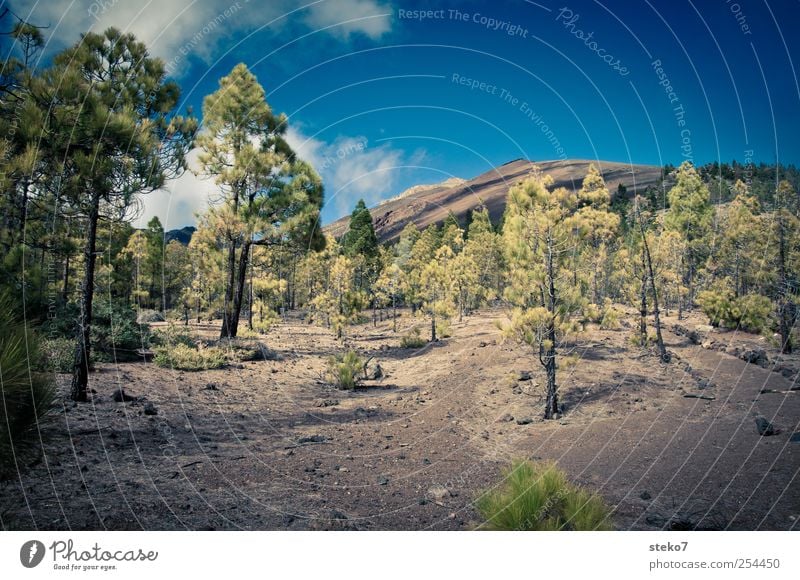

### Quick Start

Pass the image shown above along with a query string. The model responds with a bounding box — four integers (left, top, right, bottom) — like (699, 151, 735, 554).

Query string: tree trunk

(226, 241, 251, 339)
(220, 235, 238, 338)
(392, 295, 397, 333)
(62, 252, 70, 304)
(247, 256, 254, 331)
(430, 289, 437, 342)
(639, 247, 648, 346)
(543, 234, 559, 420)
(641, 227, 668, 362)
(636, 201, 668, 362)
(778, 213, 793, 353)
(70, 192, 100, 402)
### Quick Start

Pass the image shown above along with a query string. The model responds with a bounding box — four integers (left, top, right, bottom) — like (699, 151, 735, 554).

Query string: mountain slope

(326, 159, 662, 243)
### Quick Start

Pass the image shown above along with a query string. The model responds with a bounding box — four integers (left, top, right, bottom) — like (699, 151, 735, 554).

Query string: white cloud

(285, 126, 423, 220)
(304, 0, 392, 40)
(11, 0, 393, 71)
(132, 148, 217, 230)
(132, 126, 422, 231)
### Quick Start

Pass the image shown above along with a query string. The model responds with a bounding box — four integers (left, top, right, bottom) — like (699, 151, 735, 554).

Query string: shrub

(475, 460, 612, 531)
(40, 337, 79, 373)
(582, 302, 603, 324)
(400, 326, 426, 348)
(136, 309, 165, 323)
(697, 289, 734, 328)
(734, 294, 773, 334)
(326, 351, 363, 389)
(218, 337, 277, 362)
(91, 299, 151, 361)
(150, 323, 196, 349)
(153, 344, 226, 371)
(0, 292, 56, 479)
(599, 298, 621, 330)
(698, 290, 773, 334)
(437, 318, 453, 339)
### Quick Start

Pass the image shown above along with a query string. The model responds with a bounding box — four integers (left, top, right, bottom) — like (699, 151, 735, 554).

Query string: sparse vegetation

(475, 460, 613, 531)
(153, 344, 226, 371)
(0, 9, 797, 536)
(400, 326, 426, 348)
(0, 294, 56, 478)
(326, 351, 364, 389)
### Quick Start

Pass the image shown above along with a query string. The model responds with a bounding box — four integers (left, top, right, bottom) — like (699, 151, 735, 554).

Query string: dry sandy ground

(1, 308, 798, 530)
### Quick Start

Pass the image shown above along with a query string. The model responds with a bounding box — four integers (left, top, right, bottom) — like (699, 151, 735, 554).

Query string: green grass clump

(475, 459, 613, 531)
(0, 292, 56, 479)
(153, 343, 226, 371)
(400, 326, 426, 348)
(326, 351, 363, 389)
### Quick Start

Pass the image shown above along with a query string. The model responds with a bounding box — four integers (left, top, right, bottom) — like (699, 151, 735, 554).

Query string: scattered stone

(740, 349, 769, 368)
(428, 485, 451, 501)
(355, 407, 379, 418)
(518, 371, 532, 381)
(495, 413, 514, 423)
(755, 416, 778, 436)
(515, 417, 534, 425)
(205, 382, 219, 391)
(315, 399, 339, 408)
(298, 434, 328, 444)
(640, 491, 652, 501)
(363, 358, 384, 380)
(111, 388, 137, 403)
(377, 475, 389, 485)
(143, 402, 158, 416)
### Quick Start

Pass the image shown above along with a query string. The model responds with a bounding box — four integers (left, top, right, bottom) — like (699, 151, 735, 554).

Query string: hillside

(326, 159, 662, 242)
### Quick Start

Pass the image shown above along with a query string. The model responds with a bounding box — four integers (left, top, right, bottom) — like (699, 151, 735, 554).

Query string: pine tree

(50, 29, 195, 401)
(501, 169, 582, 419)
(632, 196, 668, 361)
(420, 246, 455, 341)
(145, 217, 165, 310)
(464, 207, 504, 302)
(196, 63, 323, 339)
(772, 180, 800, 353)
(571, 164, 620, 304)
(664, 161, 712, 310)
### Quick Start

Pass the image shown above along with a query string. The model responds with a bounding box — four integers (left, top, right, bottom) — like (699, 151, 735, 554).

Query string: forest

(1, 19, 799, 531)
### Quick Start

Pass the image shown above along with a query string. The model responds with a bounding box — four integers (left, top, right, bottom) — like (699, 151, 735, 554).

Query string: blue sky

(6, 0, 800, 227)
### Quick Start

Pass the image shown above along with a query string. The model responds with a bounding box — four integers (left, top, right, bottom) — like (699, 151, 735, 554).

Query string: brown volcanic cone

(326, 158, 662, 243)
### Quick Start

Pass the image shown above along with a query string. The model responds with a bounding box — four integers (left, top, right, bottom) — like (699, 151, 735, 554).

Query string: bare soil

(2, 308, 799, 530)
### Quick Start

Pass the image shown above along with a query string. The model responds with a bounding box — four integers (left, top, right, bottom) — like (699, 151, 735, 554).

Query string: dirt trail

(1, 309, 798, 530)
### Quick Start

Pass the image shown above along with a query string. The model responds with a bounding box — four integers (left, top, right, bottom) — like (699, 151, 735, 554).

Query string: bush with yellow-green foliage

(154, 343, 226, 371)
(475, 460, 612, 531)
(733, 294, 773, 334)
(150, 323, 196, 349)
(598, 298, 621, 330)
(697, 290, 773, 334)
(400, 326, 426, 348)
(326, 351, 363, 389)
